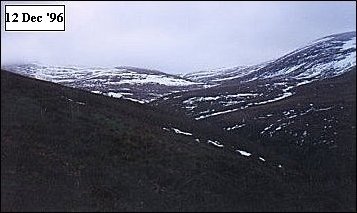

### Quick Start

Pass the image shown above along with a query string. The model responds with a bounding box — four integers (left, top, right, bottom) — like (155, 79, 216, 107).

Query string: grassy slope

(1, 70, 355, 211)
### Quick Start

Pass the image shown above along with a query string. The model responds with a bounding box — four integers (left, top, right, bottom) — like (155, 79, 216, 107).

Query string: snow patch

(207, 140, 224, 148)
(236, 150, 252, 157)
(254, 92, 293, 106)
(226, 124, 246, 131)
(172, 128, 193, 136)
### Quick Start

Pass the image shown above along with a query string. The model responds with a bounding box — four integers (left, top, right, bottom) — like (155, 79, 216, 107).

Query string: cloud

(1, 1, 356, 73)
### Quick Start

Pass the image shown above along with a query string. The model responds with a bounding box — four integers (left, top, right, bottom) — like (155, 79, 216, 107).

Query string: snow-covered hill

(154, 32, 356, 149)
(184, 31, 356, 84)
(160, 32, 356, 118)
(254, 31, 356, 80)
(181, 62, 269, 84)
(3, 32, 355, 106)
(2, 64, 207, 103)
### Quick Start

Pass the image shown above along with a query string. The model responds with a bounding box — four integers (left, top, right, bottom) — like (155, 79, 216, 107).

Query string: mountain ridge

(2, 31, 356, 105)
(183, 31, 356, 84)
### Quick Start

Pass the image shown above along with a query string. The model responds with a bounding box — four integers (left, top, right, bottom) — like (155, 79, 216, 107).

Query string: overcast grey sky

(1, 1, 356, 73)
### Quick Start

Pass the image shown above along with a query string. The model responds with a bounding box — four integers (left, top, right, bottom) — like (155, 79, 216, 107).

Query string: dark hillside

(1, 70, 355, 211)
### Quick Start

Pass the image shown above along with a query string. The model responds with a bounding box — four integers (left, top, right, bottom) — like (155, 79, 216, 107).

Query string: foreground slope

(2, 70, 355, 211)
